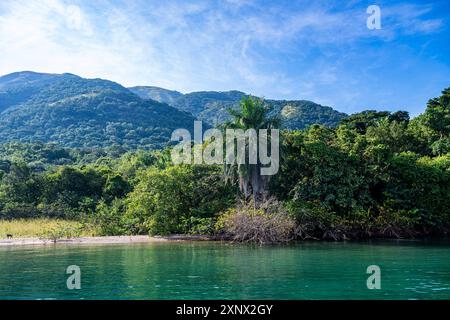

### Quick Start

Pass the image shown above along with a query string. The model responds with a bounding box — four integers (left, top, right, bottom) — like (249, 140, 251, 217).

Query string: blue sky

(0, 0, 449, 115)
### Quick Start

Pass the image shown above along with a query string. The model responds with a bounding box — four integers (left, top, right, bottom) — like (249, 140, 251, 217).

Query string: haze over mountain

(0, 71, 346, 150)
(128, 86, 183, 106)
(129, 86, 347, 128)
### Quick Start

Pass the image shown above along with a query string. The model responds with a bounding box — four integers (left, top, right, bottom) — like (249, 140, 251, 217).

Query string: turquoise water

(0, 240, 449, 300)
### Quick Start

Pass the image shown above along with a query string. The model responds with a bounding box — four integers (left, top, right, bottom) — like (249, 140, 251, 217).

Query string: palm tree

(223, 96, 280, 205)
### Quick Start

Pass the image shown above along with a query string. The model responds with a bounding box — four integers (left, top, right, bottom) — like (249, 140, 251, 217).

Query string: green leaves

(271, 88, 450, 236)
(124, 165, 235, 235)
(0, 85, 449, 239)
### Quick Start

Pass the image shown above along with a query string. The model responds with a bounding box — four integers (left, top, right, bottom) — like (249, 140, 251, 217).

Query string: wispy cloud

(0, 0, 448, 115)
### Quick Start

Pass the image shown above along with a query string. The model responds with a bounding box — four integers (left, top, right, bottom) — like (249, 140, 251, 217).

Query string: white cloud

(0, 0, 446, 110)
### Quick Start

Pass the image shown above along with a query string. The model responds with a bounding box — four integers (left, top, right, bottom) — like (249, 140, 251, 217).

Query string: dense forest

(0, 87, 448, 242)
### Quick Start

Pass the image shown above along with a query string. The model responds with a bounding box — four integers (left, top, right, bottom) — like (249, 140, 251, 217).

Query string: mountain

(267, 99, 347, 130)
(128, 86, 183, 106)
(0, 71, 347, 151)
(0, 72, 196, 150)
(0, 71, 65, 113)
(130, 87, 347, 129)
(172, 91, 247, 125)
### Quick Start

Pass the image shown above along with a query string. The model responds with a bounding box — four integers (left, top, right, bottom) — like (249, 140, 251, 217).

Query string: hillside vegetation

(0, 72, 346, 150)
(1, 88, 448, 241)
(0, 72, 196, 150)
(130, 86, 347, 128)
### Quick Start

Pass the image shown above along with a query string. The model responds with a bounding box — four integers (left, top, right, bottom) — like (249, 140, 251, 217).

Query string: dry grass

(0, 218, 99, 238)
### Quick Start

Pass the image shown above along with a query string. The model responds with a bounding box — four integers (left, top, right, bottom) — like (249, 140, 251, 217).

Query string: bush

(0, 202, 39, 219)
(91, 199, 127, 236)
(180, 216, 215, 235)
(125, 165, 236, 235)
(287, 201, 421, 240)
(215, 199, 296, 244)
(39, 221, 83, 242)
(286, 202, 346, 240)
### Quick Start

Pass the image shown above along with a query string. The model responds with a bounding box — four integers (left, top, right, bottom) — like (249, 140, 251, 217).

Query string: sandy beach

(0, 235, 214, 246)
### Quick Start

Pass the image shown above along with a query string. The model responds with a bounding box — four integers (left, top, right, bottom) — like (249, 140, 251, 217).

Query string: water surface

(0, 240, 449, 299)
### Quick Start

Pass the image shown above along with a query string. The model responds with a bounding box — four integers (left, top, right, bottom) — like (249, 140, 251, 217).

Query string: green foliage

(0, 72, 196, 150)
(223, 96, 279, 202)
(39, 221, 83, 242)
(271, 100, 347, 129)
(340, 110, 390, 134)
(0, 160, 130, 220)
(286, 201, 419, 240)
(408, 87, 450, 156)
(124, 165, 236, 235)
(91, 199, 128, 236)
(271, 126, 371, 215)
(171, 90, 248, 125)
(0, 82, 449, 240)
(422, 87, 450, 138)
(270, 89, 450, 237)
(1, 71, 347, 151)
(180, 216, 215, 235)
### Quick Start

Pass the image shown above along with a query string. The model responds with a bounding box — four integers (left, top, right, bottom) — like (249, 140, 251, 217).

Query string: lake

(0, 240, 449, 300)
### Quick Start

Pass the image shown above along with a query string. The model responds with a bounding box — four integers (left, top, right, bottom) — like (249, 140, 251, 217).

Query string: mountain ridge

(0, 71, 347, 150)
(129, 85, 347, 128)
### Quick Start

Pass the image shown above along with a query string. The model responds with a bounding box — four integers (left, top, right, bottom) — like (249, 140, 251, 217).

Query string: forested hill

(0, 72, 196, 150)
(0, 71, 346, 151)
(0, 71, 66, 113)
(129, 86, 347, 128)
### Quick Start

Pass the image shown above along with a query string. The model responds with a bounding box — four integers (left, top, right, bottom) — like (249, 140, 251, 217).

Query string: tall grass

(0, 219, 99, 238)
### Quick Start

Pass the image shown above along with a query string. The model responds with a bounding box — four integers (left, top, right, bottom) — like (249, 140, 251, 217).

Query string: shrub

(125, 165, 236, 235)
(287, 201, 421, 240)
(180, 216, 215, 235)
(0, 202, 39, 219)
(39, 221, 83, 242)
(215, 199, 296, 244)
(91, 199, 127, 236)
(286, 202, 346, 240)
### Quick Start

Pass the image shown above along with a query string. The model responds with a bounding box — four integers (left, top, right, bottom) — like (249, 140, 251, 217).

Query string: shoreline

(1, 235, 447, 247)
(0, 235, 215, 247)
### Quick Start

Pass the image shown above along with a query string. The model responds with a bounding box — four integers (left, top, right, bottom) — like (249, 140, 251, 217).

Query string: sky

(0, 0, 449, 115)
